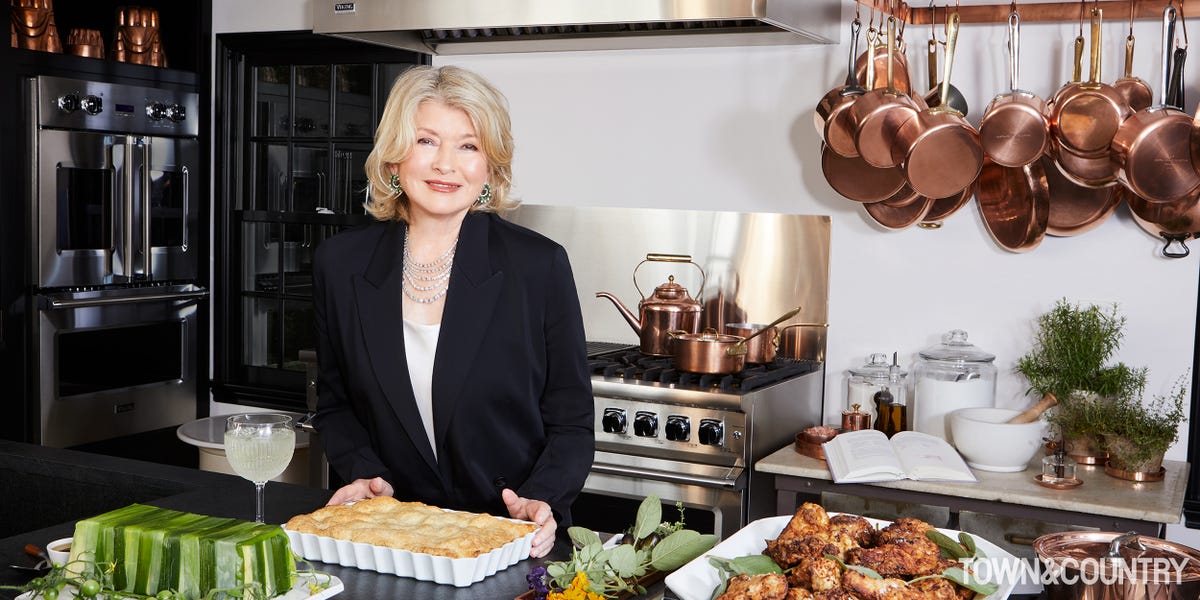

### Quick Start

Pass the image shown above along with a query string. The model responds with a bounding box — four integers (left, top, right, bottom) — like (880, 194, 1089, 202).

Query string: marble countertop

(755, 444, 1188, 525)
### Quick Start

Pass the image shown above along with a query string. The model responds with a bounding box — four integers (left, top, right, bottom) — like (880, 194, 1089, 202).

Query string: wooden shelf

(856, 1, 1197, 26)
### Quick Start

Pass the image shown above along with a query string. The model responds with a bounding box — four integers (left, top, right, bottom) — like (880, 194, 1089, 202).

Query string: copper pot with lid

(670, 308, 801, 374)
(1033, 531, 1200, 599)
(596, 254, 706, 356)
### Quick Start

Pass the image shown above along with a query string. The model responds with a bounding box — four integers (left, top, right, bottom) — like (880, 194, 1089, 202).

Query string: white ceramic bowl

(46, 537, 72, 565)
(949, 407, 1049, 472)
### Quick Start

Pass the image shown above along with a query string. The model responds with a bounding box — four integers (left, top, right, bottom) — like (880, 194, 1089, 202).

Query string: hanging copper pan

(854, 16, 911, 96)
(864, 187, 936, 230)
(891, 12, 982, 199)
(1115, 35, 1153, 111)
(815, 18, 868, 158)
(1048, 7, 1133, 160)
(1110, 4, 1198, 205)
(976, 158, 1049, 252)
(979, 10, 1049, 168)
(920, 182, 976, 226)
(1041, 155, 1119, 236)
(1127, 187, 1200, 258)
(850, 16, 922, 169)
(821, 144, 907, 203)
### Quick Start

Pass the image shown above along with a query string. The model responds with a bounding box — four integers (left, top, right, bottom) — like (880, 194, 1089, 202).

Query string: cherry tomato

(28, 577, 44, 590)
(41, 587, 59, 600)
(79, 579, 102, 598)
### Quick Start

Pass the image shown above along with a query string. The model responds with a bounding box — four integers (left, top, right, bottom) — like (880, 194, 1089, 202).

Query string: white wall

(212, 1, 1200, 542)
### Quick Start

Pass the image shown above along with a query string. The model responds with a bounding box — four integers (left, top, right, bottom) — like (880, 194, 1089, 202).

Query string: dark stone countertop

(0, 440, 593, 600)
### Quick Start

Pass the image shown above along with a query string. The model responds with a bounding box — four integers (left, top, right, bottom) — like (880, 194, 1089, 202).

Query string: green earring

(388, 173, 403, 195)
(476, 183, 492, 206)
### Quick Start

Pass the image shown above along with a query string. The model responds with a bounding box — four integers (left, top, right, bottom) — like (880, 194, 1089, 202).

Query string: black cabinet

(212, 32, 428, 410)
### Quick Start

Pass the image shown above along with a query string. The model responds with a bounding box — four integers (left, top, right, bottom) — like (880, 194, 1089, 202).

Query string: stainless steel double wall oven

(27, 75, 206, 448)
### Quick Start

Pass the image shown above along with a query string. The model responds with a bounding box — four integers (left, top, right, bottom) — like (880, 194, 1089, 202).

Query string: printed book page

(823, 429, 976, 483)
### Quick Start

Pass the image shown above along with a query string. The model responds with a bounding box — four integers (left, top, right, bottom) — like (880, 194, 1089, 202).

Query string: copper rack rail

(855, 1, 1197, 26)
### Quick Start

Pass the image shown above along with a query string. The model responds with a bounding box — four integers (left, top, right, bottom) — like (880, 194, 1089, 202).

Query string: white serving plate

(665, 514, 1020, 600)
(17, 573, 343, 600)
(285, 521, 535, 587)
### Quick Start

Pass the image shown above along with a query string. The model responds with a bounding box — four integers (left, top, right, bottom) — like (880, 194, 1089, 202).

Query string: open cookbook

(823, 429, 977, 483)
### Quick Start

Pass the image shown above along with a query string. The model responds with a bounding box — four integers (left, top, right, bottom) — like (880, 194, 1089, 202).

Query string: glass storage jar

(912, 329, 997, 442)
(846, 352, 906, 428)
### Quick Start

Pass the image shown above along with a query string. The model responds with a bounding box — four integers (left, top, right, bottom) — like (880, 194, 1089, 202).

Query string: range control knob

(146, 102, 167, 121)
(698, 419, 724, 446)
(167, 103, 187, 122)
(601, 408, 627, 434)
(80, 95, 103, 115)
(57, 93, 81, 113)
(665, 415, 691, 442)
(633, 411, 658, 438)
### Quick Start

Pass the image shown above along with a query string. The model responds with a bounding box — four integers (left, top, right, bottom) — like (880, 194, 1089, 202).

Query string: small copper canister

(841, 404, 872, 431)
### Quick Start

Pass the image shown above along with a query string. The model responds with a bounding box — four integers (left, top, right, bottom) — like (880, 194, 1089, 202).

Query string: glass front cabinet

(214, 32, 427, 409)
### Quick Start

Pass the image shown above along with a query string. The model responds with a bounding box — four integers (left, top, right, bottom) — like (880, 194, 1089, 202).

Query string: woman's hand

(501, 488, 556, 558)
(326, 477, 394, 506)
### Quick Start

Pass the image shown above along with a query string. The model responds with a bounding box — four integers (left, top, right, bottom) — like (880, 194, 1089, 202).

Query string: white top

(403, 318, 441, 459)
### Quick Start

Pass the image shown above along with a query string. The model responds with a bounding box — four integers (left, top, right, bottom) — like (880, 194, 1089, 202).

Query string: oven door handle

(45, 289, 209, 309)
(590, 462, 741, 489)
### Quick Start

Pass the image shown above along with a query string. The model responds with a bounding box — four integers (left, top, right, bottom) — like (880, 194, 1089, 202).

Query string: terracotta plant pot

(1103, 434, 1165, 474)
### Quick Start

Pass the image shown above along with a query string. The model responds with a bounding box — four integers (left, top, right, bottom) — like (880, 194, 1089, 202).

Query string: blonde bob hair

(363, 65, 517, 222)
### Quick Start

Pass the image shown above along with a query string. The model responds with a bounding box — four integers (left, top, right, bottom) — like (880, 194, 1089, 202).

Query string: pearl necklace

(402, 230, 457, 304)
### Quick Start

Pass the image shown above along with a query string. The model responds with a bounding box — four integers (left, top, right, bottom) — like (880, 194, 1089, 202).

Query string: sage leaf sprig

(706, 555, 783, 600)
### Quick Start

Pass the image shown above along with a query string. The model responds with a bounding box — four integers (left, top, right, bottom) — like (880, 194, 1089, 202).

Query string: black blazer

(311, 211, 595, 525)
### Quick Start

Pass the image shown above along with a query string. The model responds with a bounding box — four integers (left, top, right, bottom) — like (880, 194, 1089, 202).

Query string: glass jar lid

(918, 329, 995, 363)
(849, 352, 906, 379)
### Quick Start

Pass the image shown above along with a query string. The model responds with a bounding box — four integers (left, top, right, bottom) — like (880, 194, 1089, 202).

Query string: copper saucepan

(976, 158, 1050, 252)
(851, 16, 922, 169)
(979, 10, 1049, 168)
(1049, 7, 1132, 163)
(726, 320, 827, 364)
(919, 182, 976, 227)
(1114, 29, 1153, 110)
(864, 186, 936, 230)
(854, 15, 911, 96)
(670, 307, 801, 374)
(1127, 187, 1200, 258)
(1110, 5, 1200, 205)
(777, 323, 829, 362)
(1043, 155, 1120, 236)
(816, 17, 868, 158)
(891, 11, 982, 199)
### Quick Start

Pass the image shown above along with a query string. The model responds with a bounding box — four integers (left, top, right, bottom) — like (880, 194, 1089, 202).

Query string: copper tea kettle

(596, 254, 706, 356)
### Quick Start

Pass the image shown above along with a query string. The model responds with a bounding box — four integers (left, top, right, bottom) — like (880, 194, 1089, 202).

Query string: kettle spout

(595, 292, 641, 334)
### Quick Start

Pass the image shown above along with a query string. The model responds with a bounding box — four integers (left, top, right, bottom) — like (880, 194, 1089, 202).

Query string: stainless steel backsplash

(507, 205, 831, 359)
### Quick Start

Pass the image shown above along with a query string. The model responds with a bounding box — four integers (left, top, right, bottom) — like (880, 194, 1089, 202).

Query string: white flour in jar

(913, 377, 994, 441)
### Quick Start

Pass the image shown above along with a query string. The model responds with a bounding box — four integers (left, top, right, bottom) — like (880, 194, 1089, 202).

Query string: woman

(311, 65, 594, 558)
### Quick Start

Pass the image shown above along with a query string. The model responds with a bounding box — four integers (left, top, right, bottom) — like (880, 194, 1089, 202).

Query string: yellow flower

(546, 572, 605, 600)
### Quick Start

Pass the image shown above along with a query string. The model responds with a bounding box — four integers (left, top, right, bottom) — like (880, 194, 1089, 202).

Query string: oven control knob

(601, 408, 627, 434)
(665, 415, 691, 442)
(81, 95, 103, 115)
(57, 93, 81, 113)
(146, 102, 167, 121)
(698, 419, 724, 446)
(633, 411, 658, 438)
(167, 103, 187, 122)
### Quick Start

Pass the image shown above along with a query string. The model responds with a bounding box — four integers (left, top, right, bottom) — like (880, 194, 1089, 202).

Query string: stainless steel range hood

(312, 0, 841, 55)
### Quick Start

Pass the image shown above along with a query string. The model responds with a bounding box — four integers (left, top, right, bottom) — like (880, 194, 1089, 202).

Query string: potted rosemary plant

(1015, 299, 1147, 462)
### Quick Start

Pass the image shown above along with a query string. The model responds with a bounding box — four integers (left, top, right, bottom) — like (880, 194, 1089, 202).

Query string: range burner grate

(588, 348, 820, 393)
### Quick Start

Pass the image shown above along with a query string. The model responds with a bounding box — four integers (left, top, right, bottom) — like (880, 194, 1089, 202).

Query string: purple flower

(526, 565, 550, 599)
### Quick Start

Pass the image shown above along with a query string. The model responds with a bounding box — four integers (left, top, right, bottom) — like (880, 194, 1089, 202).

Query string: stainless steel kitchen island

(0, 440, 633, 600)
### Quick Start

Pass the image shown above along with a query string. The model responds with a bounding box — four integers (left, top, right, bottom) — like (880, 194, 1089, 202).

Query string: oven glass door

(145, 136, 199, 282)
(36, 288, 202, 448)
(36, 129, 121, 288)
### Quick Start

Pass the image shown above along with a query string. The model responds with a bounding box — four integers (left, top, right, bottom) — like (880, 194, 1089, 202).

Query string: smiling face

(390, 100, 490, 225)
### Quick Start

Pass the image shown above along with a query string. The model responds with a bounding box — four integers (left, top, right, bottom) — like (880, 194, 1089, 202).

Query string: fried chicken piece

(716, 573, 790, 600)
(846, 536, 947, 578)
(843, 569, 927, 600)
(909, 576, 963, 600)
(875, 518, 936, 546)
(777, 503, 832, 543)
(808, 556, 842, 592)
(765, 535, 837, 570)
(829, 513, 878, 549)
(785, 589, 815, 600)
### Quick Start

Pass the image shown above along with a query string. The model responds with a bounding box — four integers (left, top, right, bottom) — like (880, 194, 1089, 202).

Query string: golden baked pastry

(285, 496, 536, 558)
